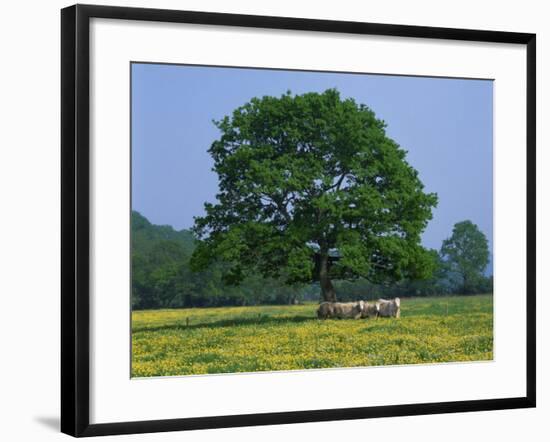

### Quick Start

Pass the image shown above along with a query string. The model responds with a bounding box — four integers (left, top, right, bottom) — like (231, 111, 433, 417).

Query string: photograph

(130, 63, 494, 378)
(54, 2, 537, 438)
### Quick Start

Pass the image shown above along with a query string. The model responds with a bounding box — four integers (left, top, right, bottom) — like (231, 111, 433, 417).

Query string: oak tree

(191, 89, 438, 301)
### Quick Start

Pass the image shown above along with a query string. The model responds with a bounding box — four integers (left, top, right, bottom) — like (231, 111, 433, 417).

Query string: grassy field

(131, 294, 493, 377)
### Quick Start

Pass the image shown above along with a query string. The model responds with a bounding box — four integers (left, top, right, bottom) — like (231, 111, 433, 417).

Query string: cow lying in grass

(317, 298, 400, 320)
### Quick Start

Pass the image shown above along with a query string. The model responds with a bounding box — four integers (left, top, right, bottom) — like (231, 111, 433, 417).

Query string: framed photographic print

(61, 4, 536, 437)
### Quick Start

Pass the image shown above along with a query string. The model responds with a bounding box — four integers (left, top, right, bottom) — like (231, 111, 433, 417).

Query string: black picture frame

(61, 4, 536, 437)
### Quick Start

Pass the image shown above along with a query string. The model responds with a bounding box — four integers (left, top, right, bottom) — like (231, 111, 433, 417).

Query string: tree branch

(325, 170, 348, 193)
(260, 194, 291, 224)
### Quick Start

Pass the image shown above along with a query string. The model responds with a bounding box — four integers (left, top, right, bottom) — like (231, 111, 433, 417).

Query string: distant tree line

(132, 212, 492, 310)
(131, 211, 315, 309)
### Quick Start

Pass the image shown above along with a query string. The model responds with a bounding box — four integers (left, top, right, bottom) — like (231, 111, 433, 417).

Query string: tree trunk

(319, 253, 336, 302)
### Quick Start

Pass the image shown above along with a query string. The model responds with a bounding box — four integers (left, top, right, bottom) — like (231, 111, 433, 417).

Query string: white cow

(360, 301, 380, 319)
(377, 298, 401, 318)
(317, 301, 366, 319)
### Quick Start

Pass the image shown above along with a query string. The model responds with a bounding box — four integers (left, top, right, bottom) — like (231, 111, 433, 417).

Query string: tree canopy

(440, 220, 490, 294)
(191, 89, 438, 301)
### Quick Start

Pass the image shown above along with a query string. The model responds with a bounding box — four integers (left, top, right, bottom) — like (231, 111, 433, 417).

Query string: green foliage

(132, 212, 492, 309)
(333, 241, 492, 299)
(440, 220, 490, 294)
(132, 295, 493, 377)
(191, 89, 438, 300)
(131, 211, 314, 309)
(131, 211, 195, 309)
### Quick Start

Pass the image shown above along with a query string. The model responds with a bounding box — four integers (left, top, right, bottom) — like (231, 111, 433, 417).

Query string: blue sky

(131, 63, 493, 253)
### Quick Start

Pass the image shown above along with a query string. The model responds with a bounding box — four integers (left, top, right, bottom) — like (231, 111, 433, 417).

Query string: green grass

(131, 294, 493, 377)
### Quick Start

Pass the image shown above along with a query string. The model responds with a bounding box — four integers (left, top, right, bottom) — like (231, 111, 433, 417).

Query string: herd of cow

(317, 298, 401, 320)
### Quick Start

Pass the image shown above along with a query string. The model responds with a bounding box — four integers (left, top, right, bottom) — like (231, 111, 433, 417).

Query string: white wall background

(0, 0, 546, 440)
